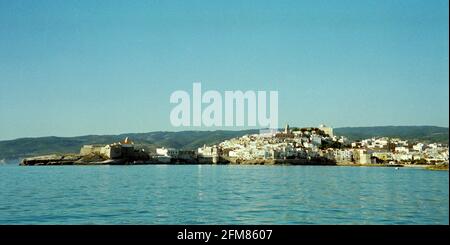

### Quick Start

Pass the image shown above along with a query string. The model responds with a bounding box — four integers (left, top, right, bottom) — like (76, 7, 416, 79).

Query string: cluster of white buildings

(154, 147, 198, 163)
(352, 137, 449, 164)
(217, 124, 342, 161)
(152, 124, 448, 165)
(207, 124, 449, 165)
(155, 145, 221, 163)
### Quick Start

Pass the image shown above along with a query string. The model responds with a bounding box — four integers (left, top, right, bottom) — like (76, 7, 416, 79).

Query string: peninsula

(20, 125, 449, 169)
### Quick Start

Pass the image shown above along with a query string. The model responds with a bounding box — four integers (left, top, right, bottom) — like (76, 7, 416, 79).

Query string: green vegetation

(334, 126, 448, 144)
(320, 140, 344, 150)
(410, 158, 428, 165)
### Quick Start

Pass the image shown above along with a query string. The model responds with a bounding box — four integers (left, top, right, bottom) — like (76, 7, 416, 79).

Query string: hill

(0, 130, 259, 160)
(334, 126, 448, 143)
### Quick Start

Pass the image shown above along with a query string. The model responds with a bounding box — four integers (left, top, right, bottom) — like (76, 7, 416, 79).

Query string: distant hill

(0, 126, 447, 161)
(0, 130, 259, 160)
(334, 126, 449, 143)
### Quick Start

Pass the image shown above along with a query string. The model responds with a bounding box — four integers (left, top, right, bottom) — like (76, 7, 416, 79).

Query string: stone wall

(80, 145, 103, 156)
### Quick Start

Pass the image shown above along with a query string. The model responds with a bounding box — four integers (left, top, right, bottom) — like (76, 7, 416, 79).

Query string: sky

(0, 0, 448, 140)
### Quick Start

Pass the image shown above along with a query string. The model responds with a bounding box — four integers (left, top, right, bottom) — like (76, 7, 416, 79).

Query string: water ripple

(0, 165, 448, 224)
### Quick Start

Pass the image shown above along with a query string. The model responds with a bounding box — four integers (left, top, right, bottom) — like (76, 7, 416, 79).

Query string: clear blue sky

(0, 0, 448, 140)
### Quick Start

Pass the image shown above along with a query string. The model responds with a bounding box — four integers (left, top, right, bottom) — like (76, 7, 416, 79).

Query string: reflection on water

(0, 164, 448, 224)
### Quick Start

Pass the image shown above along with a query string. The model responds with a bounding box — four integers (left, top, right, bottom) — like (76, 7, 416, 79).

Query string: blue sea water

(0, 164, 448, 224)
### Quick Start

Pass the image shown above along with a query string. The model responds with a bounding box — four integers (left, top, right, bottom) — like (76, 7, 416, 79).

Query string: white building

(198, 145, 219, 157)
(395, 146, 409, 153)
(333, 149, 353, 163)
(156, 147, 179, 157)
(413, 143, 426, 152)
(319, 124, 334, 137)
(311, 135, 322, 146)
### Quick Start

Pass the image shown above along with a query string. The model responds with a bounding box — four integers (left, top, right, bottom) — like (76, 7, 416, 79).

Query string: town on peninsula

(20, 124, 449, 170)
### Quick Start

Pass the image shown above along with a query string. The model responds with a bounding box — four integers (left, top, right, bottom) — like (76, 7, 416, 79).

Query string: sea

(0, 162, 448, 224)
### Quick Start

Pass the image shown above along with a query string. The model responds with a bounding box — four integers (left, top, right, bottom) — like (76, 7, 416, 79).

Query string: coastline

(336, 162, 403, 168)
(17, 154, 448, 170)
(337, 162, 449, 170)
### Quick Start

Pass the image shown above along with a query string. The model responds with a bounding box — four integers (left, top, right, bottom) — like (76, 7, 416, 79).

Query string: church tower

(284, 123, 290, 134)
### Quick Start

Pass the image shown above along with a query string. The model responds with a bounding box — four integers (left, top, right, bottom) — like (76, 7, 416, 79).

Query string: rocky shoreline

(20, 154, 159, 166)
(20, 153, 338, 166)
(19, 153, 448, 170)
